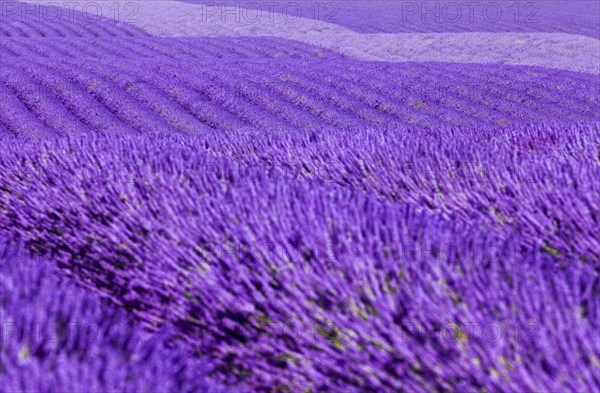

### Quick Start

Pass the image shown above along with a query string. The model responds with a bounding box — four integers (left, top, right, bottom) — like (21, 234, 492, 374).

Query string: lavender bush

(0, 239, 230, 393)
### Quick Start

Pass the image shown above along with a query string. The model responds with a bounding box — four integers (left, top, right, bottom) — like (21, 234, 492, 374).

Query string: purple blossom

(0, 239, 231, 393)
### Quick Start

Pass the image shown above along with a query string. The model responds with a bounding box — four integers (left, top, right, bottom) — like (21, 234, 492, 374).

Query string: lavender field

(0, 1, 599, 392)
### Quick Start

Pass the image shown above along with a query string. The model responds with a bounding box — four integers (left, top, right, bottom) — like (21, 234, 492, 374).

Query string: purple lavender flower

(0, 239, 230, 393)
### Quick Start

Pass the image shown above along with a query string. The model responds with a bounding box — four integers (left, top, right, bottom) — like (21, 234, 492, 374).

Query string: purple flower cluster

(0, 239, 230, 393)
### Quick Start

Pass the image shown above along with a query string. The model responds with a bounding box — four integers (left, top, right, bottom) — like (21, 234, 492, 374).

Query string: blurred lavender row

(0, 239, 231, 393)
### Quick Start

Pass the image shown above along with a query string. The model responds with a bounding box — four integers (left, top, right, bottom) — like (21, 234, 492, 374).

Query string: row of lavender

(195, 123, 600, 261)
(4, 124, 596, 260)
(1, 125, 598, 391)
(0, 239, 230, 392)
(0, 0, 148, 38)
(2, 53, 598, 137)
(0, 35, 340, 61)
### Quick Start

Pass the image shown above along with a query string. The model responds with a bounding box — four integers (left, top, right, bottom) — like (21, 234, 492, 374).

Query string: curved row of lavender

(1, 0, 599, 392)
(0, 239, 230, 392)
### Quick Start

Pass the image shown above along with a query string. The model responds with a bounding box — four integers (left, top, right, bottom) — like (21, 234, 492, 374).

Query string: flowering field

(0, 1, 599, 392)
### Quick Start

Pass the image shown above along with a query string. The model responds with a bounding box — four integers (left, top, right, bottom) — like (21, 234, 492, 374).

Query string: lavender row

(0, 238, 231, 393)
(1, 55, 598, 137)
(0, 35, 343, 62)
(1, 1, 148, 38)
(6, 121, 593, 261)
(184, 123, 600, 261)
